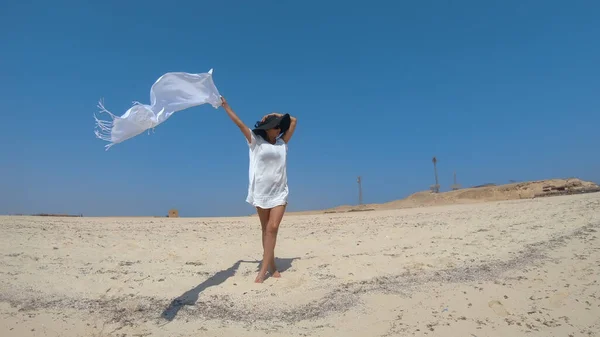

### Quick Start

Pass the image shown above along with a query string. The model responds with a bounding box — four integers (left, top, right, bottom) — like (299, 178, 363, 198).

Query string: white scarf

(94, 69, 222, 150)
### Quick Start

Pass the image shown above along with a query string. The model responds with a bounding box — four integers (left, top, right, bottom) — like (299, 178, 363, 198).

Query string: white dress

(246, 128, 289, 209)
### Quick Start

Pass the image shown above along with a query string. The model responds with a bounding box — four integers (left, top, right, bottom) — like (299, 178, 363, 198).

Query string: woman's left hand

(261, 113, 282, 122)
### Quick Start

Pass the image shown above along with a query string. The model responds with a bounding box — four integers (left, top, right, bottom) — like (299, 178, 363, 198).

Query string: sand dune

(1, 192, 599, 336)
(315, 178, 600, 214)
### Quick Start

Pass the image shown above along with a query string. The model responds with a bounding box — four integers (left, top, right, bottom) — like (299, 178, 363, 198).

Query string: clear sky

(1, 0, 599, 217)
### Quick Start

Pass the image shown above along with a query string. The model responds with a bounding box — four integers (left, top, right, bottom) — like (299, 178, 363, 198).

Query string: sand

(316, 178, 600, 214)
(1, 192, 599, 337)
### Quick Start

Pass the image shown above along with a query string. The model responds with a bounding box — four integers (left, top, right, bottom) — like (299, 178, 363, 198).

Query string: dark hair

(252, 126, 285, 142)
(252, 129, 268, 141)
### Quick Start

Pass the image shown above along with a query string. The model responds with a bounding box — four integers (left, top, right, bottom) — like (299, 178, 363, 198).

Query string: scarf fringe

(94, 99, 118, 150)
(93, 99, 156, 150)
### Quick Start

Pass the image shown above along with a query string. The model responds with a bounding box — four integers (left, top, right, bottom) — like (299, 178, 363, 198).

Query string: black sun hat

(252, 113, 291, 135)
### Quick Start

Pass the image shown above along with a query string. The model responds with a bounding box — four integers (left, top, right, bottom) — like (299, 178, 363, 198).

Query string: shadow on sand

(161, 257, 300, 321)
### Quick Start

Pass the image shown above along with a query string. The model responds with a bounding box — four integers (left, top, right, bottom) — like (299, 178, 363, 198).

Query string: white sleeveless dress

(245, 128, 289, 209)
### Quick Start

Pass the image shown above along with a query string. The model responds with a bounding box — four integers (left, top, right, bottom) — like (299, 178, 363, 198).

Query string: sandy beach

(1, 192, 599, 336)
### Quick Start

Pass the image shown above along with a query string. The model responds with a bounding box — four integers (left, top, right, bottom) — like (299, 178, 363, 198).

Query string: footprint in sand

(410, 262, 426, 270)
(277, 275, 306, 290)
(488, 300, 509, 317)
(549, 292, 569, 308)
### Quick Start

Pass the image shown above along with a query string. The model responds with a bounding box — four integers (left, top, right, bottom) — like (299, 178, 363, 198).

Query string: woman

(220, 96, 297, 283)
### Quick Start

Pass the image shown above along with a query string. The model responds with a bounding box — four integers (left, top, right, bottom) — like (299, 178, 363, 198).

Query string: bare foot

(255, 271, 267, 283)
(272, 271, 281, 278)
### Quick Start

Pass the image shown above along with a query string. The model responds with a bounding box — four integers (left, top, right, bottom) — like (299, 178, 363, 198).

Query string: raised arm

(282, 115, 297, 144)
(220, 96, 252, 144)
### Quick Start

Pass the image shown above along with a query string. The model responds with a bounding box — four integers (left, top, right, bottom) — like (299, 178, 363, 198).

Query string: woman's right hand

(221, 96, 229, 108)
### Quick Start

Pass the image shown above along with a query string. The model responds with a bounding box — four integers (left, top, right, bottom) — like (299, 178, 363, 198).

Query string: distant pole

(431, 157, 440, 193)
(451, 171, 461, 190)
(357, 176, 363, 205)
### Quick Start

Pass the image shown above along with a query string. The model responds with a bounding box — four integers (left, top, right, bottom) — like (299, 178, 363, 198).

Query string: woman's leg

(256, 207, 280, 277)
(255, 204, 286, 283)
(256, 207, 270, 251)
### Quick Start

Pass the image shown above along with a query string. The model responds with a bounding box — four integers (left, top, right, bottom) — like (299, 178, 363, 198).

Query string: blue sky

(1, 0, 599, 217)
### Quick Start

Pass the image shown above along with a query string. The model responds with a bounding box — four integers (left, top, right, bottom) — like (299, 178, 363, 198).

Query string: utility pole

(451, 171, 461, 190)
(357, 176, 363, 205)
(431, 157, 440, 193)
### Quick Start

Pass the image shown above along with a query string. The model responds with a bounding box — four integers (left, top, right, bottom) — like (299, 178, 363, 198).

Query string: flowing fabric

(94, 69, 222, 150)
